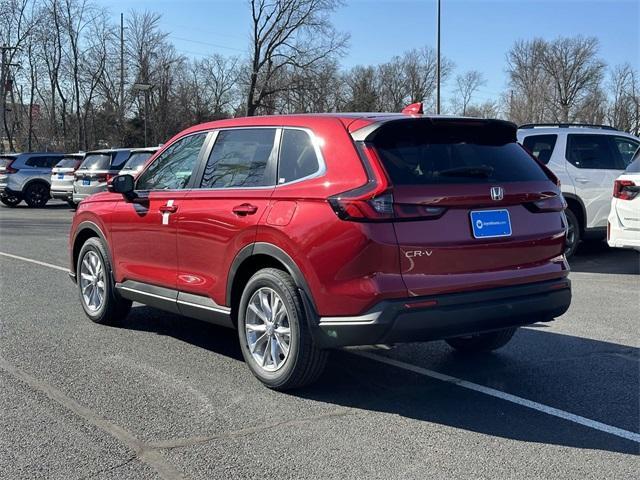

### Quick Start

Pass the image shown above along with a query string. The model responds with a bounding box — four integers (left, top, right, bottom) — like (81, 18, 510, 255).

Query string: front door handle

(159, 204, 178, 213)
(232, 203, 258, 216)
(574, 177, 590, 184)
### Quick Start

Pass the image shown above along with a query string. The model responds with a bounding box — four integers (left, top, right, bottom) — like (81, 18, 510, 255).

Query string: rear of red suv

(69, 112, 570, 391)
(311, 116, 570, 349)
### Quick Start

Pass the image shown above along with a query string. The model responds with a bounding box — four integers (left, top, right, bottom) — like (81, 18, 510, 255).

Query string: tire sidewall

(564, 209, 580, 258)
(77, 239, 111, 322)
(25, 182, 50, 208)
(238, 271, 302, 387)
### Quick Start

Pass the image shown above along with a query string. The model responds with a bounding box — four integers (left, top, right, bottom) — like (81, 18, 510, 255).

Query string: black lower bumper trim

(315, 278, 571, 348)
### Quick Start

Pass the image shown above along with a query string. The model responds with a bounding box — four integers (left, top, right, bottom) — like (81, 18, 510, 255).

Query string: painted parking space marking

(355, 351, 640, 444)
(0, 251, 69, 272)
(3, 250, 639, 445)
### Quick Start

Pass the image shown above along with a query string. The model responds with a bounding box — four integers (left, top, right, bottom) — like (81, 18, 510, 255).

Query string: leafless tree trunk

(453, 70, 486, 115)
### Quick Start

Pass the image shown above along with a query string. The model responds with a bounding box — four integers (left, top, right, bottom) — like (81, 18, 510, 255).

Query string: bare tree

(453, 70, 486, 115)
(246, 0, 348, 116)
(541, 36, 605, 122)
(608, 63, 640, 135)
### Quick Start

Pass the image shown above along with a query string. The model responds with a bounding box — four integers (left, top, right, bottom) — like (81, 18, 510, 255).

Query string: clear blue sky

(96, 0, 640, 104)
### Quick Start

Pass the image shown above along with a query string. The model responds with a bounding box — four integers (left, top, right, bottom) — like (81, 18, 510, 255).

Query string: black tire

(77, 237, 131, 325)
(0, 193, 22, 207)
(238, 268, 327, 390)
(67, 200, 77, 209)
(23, 182, 50, 208)
(445, 327, 518, 353)
(564, 208, 581, 258)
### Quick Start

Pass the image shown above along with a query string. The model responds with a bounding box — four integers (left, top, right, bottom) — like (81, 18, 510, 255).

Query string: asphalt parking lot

(0, 201, 638, 479)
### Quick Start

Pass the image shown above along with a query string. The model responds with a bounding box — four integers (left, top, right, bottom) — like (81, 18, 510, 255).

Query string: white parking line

(0, 251, 69, 273)
(355, 351, 640, 444)
(3, 250, 639, 444)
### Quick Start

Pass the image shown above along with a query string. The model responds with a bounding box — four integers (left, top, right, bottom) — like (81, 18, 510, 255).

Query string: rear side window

(370, 120, 548, 185)
(25, 156, 61, 168)
(278, 129, 320, 184)
(522, 135, 557, 164)
(200, 128, 276, 189)
(81, 153, 112, 170)
(566, 134, 623, 170)
(111, 150, 132, 169)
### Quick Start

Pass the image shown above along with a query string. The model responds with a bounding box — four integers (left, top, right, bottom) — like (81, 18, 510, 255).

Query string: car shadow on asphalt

(569, 241, 639, 275)
(120, 307, 639, 455)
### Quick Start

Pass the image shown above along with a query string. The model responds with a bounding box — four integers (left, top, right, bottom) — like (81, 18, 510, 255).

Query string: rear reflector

(404, 299, 438, 309)
(613, 179, 639, 200)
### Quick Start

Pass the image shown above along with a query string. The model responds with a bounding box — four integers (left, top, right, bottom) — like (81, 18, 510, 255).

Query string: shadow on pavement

(569, 240, 639, 275)
(121, 307, 639, 455)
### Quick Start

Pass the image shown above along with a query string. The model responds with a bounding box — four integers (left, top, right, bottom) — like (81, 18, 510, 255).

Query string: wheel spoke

(261, 337, 272, 367)
(259, 290, 272, 318)
(248, 303, 269, 323)
(271, 336, 280, 365)
(245, 322, 266, 333)
(274, 333, 289, 357)
(249, 333, 267, 353)
(80, 272, 93, 282)
(275, 326, 290, 337)
(271, 295, 281, 321)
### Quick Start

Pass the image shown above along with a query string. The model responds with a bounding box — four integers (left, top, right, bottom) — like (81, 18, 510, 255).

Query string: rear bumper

(313, 278, 571, 348)
(51, 188, 73, 200)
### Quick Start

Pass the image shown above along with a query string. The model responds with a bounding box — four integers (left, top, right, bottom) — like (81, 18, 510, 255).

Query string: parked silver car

(50, 153, 85, 206)
(117, 147, 159, 176)
(0, 152, 65, 207)
(72, 148, 156, 203)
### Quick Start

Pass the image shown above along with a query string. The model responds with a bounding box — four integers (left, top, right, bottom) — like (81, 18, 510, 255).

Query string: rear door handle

(232, 203, 258, 216)
(575, 177, 590, 184)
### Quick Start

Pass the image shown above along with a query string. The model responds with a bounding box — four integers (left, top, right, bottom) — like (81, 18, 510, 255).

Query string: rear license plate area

(82, 178, 90, 186)
(470, 209, 512, 238)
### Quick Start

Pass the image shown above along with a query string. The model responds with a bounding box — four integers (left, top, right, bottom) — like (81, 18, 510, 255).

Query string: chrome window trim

(274, 126, 327, 187)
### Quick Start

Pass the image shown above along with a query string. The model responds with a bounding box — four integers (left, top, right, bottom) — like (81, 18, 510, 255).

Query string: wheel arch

(562, 193, 586, 233)
(22, 177, 51, 192)
(227, 243, 317, 325)
(71, 221, 111, 278)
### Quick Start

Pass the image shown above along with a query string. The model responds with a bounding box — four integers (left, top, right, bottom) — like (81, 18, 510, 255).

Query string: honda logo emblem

(490, 186, 504, 201)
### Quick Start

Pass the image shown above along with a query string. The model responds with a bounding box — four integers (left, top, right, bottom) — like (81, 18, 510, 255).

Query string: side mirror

(108, 174, 136, 200)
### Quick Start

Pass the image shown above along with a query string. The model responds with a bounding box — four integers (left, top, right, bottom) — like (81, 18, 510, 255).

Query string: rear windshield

(122, 152, 153, 171)
(370, 120, 549, 184)
(56, 157, 82, 168)
(80, 153, 112, 170)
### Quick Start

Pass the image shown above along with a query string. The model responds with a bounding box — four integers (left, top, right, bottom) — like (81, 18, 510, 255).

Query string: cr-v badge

(490, 186, 504, 201)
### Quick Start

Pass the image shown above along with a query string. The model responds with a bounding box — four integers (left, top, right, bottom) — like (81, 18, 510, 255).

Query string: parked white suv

(517, 124, 639, 256)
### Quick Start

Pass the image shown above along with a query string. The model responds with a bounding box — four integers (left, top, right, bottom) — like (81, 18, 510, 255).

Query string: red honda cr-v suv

(69, 108, 571, 390)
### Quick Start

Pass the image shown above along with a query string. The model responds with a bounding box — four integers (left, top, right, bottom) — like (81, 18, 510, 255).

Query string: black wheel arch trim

(23, 178, 51, 192)
(70, 221, 112, 279)
(227, 242, 319, 316)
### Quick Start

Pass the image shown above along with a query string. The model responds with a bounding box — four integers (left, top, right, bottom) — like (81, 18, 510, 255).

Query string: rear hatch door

(366, 118, 566, 295)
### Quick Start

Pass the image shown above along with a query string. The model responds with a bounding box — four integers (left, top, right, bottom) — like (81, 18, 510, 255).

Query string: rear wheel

(564, 209, 580, 258)
(77, 237, 131, 325)
(24, 182, 50, 208)
(238, 268, 327, 390)
(0, 193, 22, 207)
(67, 199, 77, 209)
(445, 327, 518, 353)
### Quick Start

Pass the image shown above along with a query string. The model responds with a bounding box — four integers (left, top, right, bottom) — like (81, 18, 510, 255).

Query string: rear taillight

(328, 144, 446, 222)
(525, 194, 567, 213)
(613, 180, 639, 200)
(2, 160, 18, 174)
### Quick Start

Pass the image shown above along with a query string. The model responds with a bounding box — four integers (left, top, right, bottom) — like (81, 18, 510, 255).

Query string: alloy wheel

(79, 251, 106, 312)
(244, 287, 291, 372)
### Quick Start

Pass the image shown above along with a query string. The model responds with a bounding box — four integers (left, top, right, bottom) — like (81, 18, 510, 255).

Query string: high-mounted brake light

(401, 102, 424, 115)
(328, 143, 446, 222)
(613, 179, 639, 200)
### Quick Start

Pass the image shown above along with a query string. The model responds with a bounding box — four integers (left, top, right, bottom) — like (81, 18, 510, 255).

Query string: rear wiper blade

(437, 165, 494, 178)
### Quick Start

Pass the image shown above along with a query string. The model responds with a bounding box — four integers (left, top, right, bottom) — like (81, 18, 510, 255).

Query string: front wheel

(445, 327, 518, 353)
(564, 209, 581, 258)
(77, 237, 131, 325)
(0, 193, 22, 207)
(238, 268, 327, 390)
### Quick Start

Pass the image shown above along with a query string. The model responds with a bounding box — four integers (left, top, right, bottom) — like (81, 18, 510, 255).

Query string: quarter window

(566, 134, 622, 170)
(613, 136, 640, 167)
(136, 133, 207, 190)
(200, 128, 276, 189)
(522, 135, 557, 164)
(278, 129, 320, 183)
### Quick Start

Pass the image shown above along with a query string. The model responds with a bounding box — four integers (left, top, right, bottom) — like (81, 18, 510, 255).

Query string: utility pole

(436, 0, 441, 114)
(119, 13, 125, 141)
(1, 45, 18, 152)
